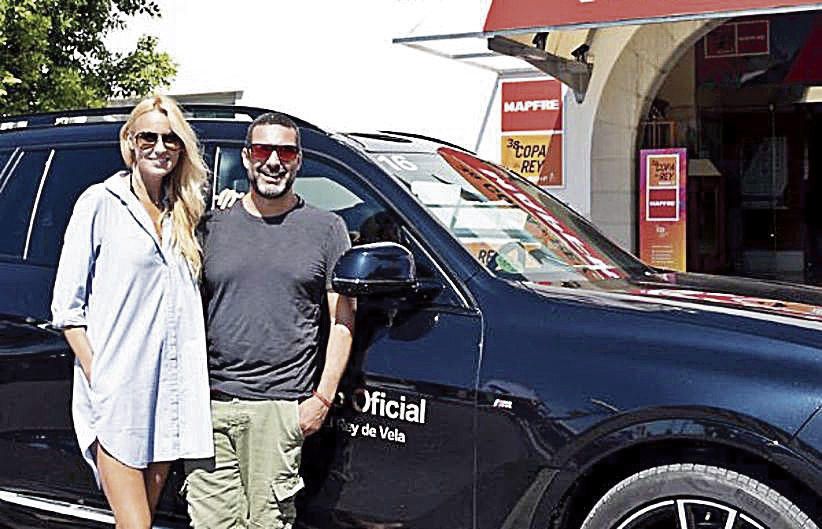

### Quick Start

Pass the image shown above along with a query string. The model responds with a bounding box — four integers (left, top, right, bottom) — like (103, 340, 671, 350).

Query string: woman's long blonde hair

(119, 95, 208, 277)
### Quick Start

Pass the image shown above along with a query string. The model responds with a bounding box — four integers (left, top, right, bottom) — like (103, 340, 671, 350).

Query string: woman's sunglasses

(133, 131, 184, 152)
(247, 143, 300, 163)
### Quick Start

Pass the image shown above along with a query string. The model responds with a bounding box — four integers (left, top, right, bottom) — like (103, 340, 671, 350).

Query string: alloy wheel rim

(615, 498, 767, 529)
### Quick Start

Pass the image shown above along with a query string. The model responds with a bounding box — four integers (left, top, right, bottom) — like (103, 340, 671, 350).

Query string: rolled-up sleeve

(51, 189, 104, 329)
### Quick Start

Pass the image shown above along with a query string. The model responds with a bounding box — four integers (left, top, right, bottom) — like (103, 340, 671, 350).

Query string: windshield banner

(500, 79, 564, 188)
(484, 0, 822, 32)
(639, 148, 687, 272)
(438, 146, 622, 280)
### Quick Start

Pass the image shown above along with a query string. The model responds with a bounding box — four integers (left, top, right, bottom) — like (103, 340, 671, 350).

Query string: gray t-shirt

(201, 197, 351, 400)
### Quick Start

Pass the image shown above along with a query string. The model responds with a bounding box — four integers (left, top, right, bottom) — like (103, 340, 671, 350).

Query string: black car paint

(0, 112, 820, 528)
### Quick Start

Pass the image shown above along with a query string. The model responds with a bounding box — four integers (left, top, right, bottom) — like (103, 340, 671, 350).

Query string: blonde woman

(51, 96, 213, 528)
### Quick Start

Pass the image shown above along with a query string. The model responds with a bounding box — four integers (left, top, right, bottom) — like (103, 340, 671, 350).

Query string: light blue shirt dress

(51, 171, 214, 482)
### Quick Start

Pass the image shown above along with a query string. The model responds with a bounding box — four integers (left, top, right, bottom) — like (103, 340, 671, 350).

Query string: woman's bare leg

(144, 461, 171, 517)
(97, 444, 152, 529)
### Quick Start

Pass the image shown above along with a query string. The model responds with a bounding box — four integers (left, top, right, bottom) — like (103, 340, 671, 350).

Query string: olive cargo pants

(183, 398, 305, 529)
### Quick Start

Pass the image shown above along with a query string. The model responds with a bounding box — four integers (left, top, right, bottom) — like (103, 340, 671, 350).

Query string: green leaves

(0, 0, 176, 115)
(0, 73, 21, 98)
(108, 35, 176, 100)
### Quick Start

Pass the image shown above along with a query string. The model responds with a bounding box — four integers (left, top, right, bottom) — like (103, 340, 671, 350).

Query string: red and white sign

(501, 80, 563, 132)
(705, 20, 769, 58)
(484, 0, 822, 31)
(647, 188, 678, 221)
(500, 79, 564, 187)
(639, 149, 687, 271)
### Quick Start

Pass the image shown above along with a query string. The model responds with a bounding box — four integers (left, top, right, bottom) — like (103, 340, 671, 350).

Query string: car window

(373, 147, 651, 285)
(213, 146, 462, 306)
(213, 146, 397, 246)
(297, 158, 391, 246)
(212, 145, 248, 200)
(27, 146, 125, 265)
(0, 150, 49, 260)
(0, 151, 12, 175)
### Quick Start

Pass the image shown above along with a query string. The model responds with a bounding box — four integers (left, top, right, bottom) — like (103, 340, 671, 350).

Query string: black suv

(0, 106, 821, 529)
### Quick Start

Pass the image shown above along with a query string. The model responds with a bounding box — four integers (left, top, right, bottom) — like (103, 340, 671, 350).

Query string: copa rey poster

(639, 148, 688, 271)
(500, 79, 563, 188)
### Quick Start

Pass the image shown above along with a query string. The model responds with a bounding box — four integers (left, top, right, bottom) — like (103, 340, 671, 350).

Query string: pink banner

(639, 148, 688, 271)
(484, 0, 822, 31)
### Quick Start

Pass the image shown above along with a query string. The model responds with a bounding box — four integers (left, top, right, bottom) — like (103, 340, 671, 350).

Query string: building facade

(399, 2, 822, 285)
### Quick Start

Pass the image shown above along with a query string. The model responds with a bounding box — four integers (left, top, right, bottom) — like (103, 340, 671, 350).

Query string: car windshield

(371, 146, 652, 285)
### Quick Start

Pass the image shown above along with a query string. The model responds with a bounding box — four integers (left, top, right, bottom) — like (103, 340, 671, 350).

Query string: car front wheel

(579, 463, 818, 529)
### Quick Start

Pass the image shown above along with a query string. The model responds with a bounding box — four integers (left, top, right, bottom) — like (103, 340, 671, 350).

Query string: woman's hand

(215, 189, 244, 210)
(64, 326, 94, 384)
(82, 364, 92, 384)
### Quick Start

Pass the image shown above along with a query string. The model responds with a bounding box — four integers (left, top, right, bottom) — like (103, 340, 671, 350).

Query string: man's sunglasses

(133, 131, 184, 152)
(247, 143, 300, 163)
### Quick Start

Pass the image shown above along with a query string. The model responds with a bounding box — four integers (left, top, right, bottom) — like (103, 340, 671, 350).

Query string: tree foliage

(0, 0, 177, 115)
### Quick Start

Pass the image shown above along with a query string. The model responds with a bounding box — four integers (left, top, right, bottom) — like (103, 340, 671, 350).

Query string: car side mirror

(331, 242, 418, 297)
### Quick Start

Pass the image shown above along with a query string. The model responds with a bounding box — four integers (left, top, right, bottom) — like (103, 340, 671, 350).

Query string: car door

(22, 144, 191, 525)
(0, 144, 188, 525)
(0, 146, 105, 513)
(212, 145, 482, 529)
(0, 315, 79, 492)
(21, 145, 126, 511)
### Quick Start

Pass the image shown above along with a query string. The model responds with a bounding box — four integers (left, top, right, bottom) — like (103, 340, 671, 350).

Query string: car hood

(534, 271, 822, 321)
(630, 272, 822, 322)
(523, 272, 822, 346)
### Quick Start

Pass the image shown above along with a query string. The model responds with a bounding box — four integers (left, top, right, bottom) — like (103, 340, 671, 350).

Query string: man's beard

(249, 170, 296, 200)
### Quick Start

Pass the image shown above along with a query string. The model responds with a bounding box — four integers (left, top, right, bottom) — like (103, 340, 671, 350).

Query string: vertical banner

(639, 148, 688, 271)
(501, 79, 563, 188)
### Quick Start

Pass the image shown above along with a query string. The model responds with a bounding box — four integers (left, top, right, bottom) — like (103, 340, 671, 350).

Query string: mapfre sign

(500, 79, 564, 187)
(501, 80, 562, 132)
(484, 0, 822, 31)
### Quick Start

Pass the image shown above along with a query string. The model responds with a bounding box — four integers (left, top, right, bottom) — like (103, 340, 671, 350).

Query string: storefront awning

(484, 0, 822, 32)
(396, 0, 822, 101)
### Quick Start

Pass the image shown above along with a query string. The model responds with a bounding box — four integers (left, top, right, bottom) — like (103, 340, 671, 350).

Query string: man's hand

(301, 293, 354, 437)
(214, 188, 244, 210)
(298, 395, 330, 437)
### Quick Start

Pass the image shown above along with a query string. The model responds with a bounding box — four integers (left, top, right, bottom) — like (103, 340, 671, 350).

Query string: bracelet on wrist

(312, 390, 333, 409)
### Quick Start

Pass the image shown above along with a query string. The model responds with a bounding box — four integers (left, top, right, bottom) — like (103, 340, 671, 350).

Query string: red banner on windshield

(484, 0, 822, 31)
(437, 147, 623, 280)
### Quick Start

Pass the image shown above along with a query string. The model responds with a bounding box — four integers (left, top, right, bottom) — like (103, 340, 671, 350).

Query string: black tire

(579, 463, 818, 529)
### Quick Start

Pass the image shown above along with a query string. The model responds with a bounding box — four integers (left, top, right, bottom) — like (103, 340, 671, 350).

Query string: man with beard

(185, 112, 355, 529)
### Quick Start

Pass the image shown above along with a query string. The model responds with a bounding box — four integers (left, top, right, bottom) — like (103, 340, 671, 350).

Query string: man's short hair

(245, 112, 301, 148)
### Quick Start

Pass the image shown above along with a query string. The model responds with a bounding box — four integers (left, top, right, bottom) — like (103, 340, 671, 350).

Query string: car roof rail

(377, 130, 474, 154)
(0, 104, 323, 134)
